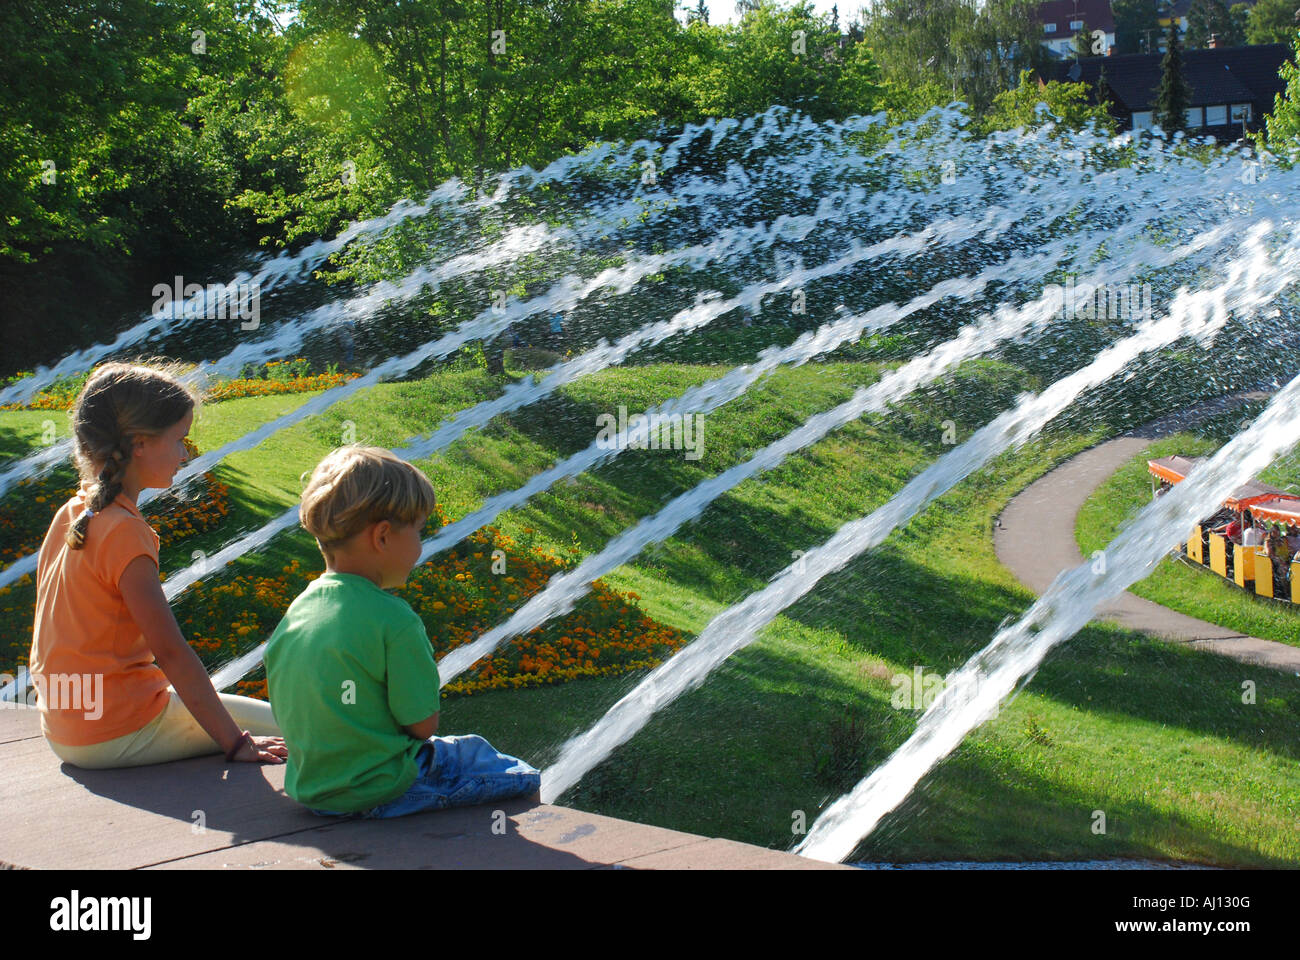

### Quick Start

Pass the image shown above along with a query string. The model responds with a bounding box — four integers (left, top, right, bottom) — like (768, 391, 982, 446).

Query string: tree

(0, 0, 274, 264)
(0, 0, 292, 371)
(282, 0, 693, 216)
(861, 0, 1048, 114)
(1113, 0, 1162, 54)
(978, 69, 1117, 136)
(1245, 0, 1300, 44)
(688, 0, 708, 23)
(1072, 19, 1094, 56)
(1260, 28, 1300, 159)
(1097, 63, 1115, 114)
(1186, 0, 1240, 47)
(1153, 17, 1193, 134)
(680, 0, 886, 122)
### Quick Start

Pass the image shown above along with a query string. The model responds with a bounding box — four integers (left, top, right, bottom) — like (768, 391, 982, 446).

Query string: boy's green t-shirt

(264, 572, 441, 813)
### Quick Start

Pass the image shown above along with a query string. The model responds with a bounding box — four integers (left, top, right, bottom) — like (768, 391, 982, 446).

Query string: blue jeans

(308, 735, 540, 820)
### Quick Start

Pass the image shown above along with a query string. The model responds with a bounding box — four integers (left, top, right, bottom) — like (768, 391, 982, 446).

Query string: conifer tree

(1097, 63, 1115, 115)
(1153, 17, 1192, 135)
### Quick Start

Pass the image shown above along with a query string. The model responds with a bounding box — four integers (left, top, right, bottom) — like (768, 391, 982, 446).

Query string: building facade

(1038, 0, 1118, 56)
(1048, 43, 1293, 141)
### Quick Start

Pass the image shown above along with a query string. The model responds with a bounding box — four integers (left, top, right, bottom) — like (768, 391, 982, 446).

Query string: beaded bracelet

(224, 731, 252, 761)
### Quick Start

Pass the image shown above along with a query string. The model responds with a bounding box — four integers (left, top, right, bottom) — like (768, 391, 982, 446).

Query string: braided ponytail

(64, 360, 199, 551)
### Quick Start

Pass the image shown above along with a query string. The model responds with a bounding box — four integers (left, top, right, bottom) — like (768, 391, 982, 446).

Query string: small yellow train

(1150, 455, 1300, 603)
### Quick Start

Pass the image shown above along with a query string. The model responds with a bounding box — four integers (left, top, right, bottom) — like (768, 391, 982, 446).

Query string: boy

(265, 445, 540, 818)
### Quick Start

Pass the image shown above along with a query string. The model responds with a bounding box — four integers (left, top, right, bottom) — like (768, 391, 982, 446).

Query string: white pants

(45, 689, 280, 769)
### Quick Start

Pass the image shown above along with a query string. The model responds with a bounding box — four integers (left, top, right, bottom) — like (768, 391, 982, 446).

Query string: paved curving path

(995, 392, 1300, 674)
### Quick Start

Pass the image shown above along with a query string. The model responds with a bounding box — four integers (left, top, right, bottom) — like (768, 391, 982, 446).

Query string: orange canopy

(1223, 481, 1296, 512)
(1148, 455, 1200, 484)
(1248, 498, 1300, 527)
(1146, 456, 1299, 513)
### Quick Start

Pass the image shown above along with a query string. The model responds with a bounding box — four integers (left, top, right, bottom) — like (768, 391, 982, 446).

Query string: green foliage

(862, 0, 1050, 114)
(1023, 713, 1055, 747)
(676, 0, 886, 123)
(978, 70, 1117, 137)
(1260, 31, 1300, 161)
(0, 0, 280, 263)
(451, 340, 490, 373)
(233, 358, 316, 382)
(1230, 3, 1253, 42)
(185, 8, 387, 249)
(1245, 0, 1300, 44)
(227, 0, 689, 246)
(0, 0, 302, 374)
(284, 32, 386, 132)
(882, 81, 955, 125)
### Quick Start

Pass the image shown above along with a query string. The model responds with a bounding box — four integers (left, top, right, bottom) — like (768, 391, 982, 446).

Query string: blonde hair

(65, 360, 200, 550)
(299, 446, 437, 557)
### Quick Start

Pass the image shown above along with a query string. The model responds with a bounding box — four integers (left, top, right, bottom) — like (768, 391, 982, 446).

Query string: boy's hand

(232, 735, 289, 764)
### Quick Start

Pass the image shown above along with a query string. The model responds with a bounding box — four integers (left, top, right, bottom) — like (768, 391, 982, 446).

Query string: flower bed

(3, 471, 688, 699)
(0, 358, 359, 411)
(217, 504, 687, 699)
(202, 358, 359, 402)
(0, 439, 227, 569)
(0, 439, 233, 667)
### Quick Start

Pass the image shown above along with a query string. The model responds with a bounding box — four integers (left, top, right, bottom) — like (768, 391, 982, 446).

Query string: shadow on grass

(853, 740, 1289, 867)
(447, 638, 909, 844)
(444, 628, 1294, 866)
(0, 422, 61, 463)
(782, 546, 1300, 763)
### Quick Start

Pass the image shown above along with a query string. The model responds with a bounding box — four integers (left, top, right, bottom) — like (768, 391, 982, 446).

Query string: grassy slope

(1077, 433, 1300, 650)
(3, 363, 1298, 865)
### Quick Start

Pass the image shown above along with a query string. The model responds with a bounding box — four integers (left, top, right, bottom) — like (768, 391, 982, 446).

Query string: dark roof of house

(1037, 0, 1116, 35)
(1050, 43, 1294, 112)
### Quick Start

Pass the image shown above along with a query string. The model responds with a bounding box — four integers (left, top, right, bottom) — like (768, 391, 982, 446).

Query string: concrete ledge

(0, 708, 848, 870)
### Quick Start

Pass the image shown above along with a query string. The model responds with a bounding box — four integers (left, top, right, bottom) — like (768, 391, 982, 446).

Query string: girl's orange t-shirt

(29, 487, 170, 746)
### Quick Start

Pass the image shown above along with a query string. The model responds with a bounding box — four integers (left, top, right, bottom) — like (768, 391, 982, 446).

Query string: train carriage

(1148, 456, 1300, 603)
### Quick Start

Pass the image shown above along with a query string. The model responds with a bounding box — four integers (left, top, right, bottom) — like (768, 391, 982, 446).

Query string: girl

(29, 361, 287, 768)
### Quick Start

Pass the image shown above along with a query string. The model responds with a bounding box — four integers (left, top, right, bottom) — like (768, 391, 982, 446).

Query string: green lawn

(4, 361, 1299, 865)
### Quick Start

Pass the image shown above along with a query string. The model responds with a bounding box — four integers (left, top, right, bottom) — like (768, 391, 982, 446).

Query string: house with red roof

(1037, 0, 1117, 56)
